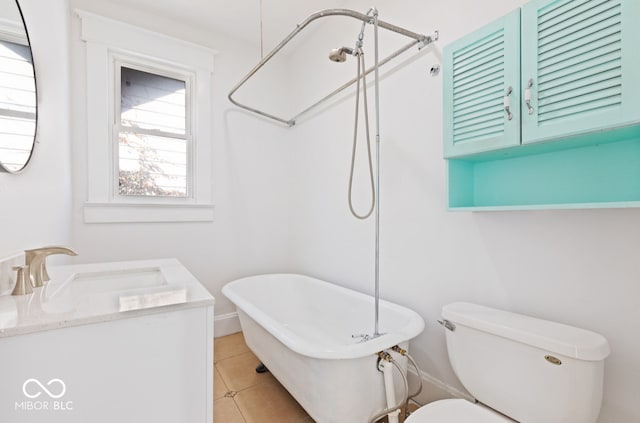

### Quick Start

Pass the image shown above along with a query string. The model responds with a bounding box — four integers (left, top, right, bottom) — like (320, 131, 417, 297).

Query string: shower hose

(348, 47, 376, 220)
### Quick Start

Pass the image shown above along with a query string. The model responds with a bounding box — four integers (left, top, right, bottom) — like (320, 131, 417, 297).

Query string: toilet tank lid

(442, 302, 610, 361)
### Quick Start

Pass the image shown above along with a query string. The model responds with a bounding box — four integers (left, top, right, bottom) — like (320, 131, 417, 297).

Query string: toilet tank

(442, 303, 610, 423)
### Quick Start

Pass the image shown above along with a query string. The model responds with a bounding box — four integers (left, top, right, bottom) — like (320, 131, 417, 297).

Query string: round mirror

(0, 0, 36, 173)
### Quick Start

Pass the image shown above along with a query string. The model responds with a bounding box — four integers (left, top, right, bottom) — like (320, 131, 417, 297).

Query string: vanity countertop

(0, 258, 214, 338)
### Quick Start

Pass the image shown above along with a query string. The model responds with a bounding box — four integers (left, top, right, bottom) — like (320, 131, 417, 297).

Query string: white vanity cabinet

(0, 259, 214, 423)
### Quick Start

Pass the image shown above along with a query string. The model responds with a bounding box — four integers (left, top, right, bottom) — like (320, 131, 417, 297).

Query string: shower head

(329, 46, 355, 63)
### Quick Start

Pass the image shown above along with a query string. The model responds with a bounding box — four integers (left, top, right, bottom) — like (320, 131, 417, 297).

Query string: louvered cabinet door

(443, 9, 521, 158)
(522, 0, 640, 144)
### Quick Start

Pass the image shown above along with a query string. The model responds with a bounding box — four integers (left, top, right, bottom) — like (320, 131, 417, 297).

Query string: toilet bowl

(404, 302, 610, 423)
(405, 399, 512, 422)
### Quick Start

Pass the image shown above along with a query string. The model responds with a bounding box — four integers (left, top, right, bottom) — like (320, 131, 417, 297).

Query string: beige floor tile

(407, 401, 420, 414)
(214, 397, 246, 423)
(214, 367, 229, 400)
(215, 332, 251, 362)
(399, 401, 421, 422)
(234, 379, 310, 423)
(216, 351, 275, 391)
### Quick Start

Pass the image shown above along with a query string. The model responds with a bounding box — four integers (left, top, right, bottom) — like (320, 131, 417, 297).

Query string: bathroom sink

(43, 266, 168, 302)
(41, 260, 187, 315)
(68, 267, 167, 295)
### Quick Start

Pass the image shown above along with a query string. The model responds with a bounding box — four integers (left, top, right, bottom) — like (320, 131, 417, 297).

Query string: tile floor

(213, 332, 418, 423)
(214, 332, 312, 423)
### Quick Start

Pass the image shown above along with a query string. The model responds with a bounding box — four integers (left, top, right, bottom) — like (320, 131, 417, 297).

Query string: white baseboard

(214, 312, 241, 338)
(406, 366, 474, 405)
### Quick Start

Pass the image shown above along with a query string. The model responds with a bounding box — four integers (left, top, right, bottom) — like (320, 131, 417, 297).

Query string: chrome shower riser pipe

(372, 8, 381, 338)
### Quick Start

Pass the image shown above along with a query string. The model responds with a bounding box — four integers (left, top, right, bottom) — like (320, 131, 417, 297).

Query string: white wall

(68, 0, 294, 323)
(0, 0, 72, 257)
(286, 1, 640, 422)
(7, 0, 637, 421)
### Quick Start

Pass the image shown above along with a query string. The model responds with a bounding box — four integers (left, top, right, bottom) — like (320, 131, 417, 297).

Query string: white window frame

(113, 57, 194, 202)
(78, 10, 215, 223)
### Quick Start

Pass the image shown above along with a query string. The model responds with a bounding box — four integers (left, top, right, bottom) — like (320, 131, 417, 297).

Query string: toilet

(406, 302, 610, 423)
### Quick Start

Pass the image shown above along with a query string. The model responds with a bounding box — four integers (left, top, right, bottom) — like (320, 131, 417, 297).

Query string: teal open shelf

(448, 134, 640, 211)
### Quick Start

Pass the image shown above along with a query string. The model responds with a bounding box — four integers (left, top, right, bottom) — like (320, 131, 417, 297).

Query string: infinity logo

(22, 379, 66, 399)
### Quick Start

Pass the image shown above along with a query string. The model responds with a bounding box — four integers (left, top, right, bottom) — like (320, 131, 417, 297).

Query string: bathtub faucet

(352, 331, 385, 343)
(352, 333, 371, 343)
(25, 246, 77, 288)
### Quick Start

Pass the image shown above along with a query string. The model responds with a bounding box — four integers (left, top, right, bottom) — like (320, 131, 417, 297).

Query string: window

(117, 64, 190, 198)
(78, 11, 215, 223)
(0, 35, 36, 172)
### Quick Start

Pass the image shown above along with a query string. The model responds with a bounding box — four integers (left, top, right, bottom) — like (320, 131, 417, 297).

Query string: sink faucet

(25, 246, 77, 288)
(11, 265, 32, 296)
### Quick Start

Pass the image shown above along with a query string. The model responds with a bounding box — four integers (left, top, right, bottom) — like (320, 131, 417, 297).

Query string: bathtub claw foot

(255, 363, 269, 374)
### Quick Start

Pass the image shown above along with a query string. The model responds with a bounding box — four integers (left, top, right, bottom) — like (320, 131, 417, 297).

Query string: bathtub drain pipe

(368, 351, 408, 423)
(382, 359, 401, 423)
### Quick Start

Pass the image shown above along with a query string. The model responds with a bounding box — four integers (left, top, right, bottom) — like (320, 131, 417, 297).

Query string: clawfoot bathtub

(223, 274, 424, 423)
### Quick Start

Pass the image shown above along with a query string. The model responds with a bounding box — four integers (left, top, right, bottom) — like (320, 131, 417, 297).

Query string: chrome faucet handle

(25, 246, 77, 288)
(11, 265, 32, 296)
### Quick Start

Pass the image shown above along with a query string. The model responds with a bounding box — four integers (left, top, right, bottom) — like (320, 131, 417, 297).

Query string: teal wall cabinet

(444, 0, 640, 210)
(522, 0, 640, 145)
(443, 10, 521, 158)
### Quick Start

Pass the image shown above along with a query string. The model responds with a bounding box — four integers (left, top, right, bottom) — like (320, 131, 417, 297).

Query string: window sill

(83, 202, 214, 223)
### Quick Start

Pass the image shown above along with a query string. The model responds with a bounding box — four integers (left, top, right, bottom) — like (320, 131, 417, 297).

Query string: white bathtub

(222, 274, 425, 423)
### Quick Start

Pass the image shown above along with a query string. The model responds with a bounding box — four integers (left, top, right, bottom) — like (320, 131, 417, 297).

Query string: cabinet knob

(504, 86, 513, 121)
(525, 78, 535, 115)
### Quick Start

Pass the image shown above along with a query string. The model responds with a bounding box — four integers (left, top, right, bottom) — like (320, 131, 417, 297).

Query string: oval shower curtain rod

(227, 8, 437, 127)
